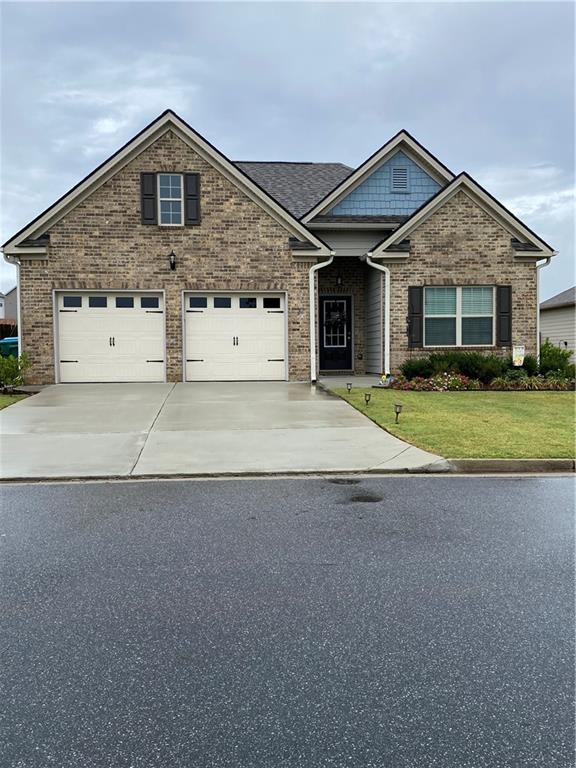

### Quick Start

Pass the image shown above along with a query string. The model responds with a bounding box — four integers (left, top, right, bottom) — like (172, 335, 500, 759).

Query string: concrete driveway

(0, 383, 444, 479)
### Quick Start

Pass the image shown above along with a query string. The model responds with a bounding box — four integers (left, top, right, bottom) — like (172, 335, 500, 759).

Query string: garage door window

(190, 297, 207, 309)
(263, 297, 281, 309)
(239, 297, 257, 309)
(214, 297, 231, 308)
(116, 297, 134, 308)
(89, 296, 107, 308)
(141, 296, 159, 309)
(63, 296, 82, 308)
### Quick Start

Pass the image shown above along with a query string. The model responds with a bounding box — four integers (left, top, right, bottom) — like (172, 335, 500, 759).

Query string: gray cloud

(1, 1, 574, 299)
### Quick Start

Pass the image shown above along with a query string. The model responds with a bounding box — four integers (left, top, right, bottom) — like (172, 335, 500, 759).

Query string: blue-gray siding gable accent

(329, 150, 442, 216)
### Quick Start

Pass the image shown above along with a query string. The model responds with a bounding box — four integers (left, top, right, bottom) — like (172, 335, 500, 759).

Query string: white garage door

(57, 292, 165, 383)
(184, 293, 287, 381)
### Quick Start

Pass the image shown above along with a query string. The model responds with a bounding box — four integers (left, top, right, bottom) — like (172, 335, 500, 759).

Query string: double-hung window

(424, 286, 494, 347)
(158, 174, 183, 225)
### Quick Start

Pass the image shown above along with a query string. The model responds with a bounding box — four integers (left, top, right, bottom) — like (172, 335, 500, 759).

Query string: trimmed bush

(400, 357, 434, 380)
(539, 339, 573, 375)
(400, 351, 506, 384)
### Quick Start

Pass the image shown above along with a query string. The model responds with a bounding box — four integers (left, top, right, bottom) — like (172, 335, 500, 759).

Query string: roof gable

(540, 286, 575, 310)
(302, 130, 454, 223)
(370, 172, 556, 258)
(2, 110, 330, 255)
(328, 149, 442, 217)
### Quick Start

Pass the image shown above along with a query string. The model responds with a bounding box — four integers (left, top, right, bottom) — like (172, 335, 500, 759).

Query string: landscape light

(364, 392, 371, 405)
(394, 403, 403, 423)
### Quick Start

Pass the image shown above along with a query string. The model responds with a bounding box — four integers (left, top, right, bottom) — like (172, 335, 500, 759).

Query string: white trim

(371, 174, 556, 258)
(536, 256, 553, 360)
(363, 255, 390, 375)
(2, 111, 329, 256)
(302, 132, 454, 223)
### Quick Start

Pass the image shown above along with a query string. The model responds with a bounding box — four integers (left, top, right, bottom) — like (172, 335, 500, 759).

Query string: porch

(316, 257, 385, 377)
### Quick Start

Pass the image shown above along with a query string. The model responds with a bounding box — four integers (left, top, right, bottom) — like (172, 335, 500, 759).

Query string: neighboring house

(540, 286, 575, 361)
(1, 110, 556, 385)
(3, 286, 17, 323)
(0, 293, 4, 320)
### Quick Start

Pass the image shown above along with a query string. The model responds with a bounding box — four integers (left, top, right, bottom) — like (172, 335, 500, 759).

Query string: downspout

(536, 254, 554, 360)
(309, 253, 335, 382)
(362, 253, 390, 375)
(2, 252, 21, 356)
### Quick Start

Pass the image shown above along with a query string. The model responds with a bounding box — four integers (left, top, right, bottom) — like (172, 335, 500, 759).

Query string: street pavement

(0, 476, 573, 767)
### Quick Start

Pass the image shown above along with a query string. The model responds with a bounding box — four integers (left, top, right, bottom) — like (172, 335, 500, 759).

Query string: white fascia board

(371, 175, 556, 258)
(302, 131, 454, 224)
(4, 111, 328, 255)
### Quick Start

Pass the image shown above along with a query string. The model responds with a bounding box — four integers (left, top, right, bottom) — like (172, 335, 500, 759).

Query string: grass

(334, 388, 576, 458)
(0, 394, 27, 410)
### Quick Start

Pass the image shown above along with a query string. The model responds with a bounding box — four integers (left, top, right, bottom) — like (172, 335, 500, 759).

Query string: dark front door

(319, 295, 353, 371)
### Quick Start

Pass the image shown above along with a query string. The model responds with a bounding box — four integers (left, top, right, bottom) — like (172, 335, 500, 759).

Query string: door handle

(109, 337, 112, 347)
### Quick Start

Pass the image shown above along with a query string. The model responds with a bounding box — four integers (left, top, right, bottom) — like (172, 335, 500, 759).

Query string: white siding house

(540, 287, 575, 362)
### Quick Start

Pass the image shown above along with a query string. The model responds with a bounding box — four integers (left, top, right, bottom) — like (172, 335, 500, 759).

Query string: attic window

(391, 167, 409, 192)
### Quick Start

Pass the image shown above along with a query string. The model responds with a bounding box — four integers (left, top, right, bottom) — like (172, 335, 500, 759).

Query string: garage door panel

(185, 293, 286, 381)
(57, 293, 165, 383)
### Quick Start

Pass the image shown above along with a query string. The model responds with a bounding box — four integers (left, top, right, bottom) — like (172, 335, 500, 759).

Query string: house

(2, 286, 17, 323)
(0, 293, 4, 320)
(540, 286, 575, 361)
(1, 110, 556, 385)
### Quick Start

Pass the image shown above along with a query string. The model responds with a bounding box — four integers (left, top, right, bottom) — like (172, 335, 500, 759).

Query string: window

(239, 297, 257, 309)
(63, 296, 82, 308)
(158, 174, 183, 225)
(89, 296, 107, 308)
(190, 296, 207, 309)
(115, 296, 134, 308)
(214, 297, 231, 308)
(263, 297, 281, 309)
(141, 296, 159, 309)
(391, 167, 409, 192)
(424, 287, 494, 347)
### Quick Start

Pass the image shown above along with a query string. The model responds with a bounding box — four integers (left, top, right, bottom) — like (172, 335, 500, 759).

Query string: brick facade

(386, 190, 538, 370)
(19, 130, 313, 384)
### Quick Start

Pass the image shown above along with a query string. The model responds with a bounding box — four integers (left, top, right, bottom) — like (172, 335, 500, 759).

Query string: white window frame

(157, 173, 184, 227)
(424, 286, 495, 348)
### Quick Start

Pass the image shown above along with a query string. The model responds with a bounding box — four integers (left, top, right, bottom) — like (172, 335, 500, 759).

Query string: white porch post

(363, 253, 390, 375)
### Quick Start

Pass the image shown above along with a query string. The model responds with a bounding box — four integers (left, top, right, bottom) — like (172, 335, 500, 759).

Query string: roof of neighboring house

(234, 162, 352, 219)
(540, 286, 576, 310)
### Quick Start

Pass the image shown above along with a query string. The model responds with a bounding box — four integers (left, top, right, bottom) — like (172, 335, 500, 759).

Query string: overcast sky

(1, 1, 574, 299)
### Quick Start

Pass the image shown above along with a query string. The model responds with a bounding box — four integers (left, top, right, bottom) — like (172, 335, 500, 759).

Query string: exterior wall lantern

(169, 250, 177, 271)
(394, 403, 403, 423)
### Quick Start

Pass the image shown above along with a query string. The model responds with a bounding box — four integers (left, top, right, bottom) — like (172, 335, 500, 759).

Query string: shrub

(0, 354, 30, 392)
(392, 373, 477, 391)
(539, 339, 573, 375)
(504, 367, 528, 381)
(400, 357, 434, 380)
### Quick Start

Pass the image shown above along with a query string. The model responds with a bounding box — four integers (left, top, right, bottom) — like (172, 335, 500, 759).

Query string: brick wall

(19, 130, 312, 384)
(386, 190, 538, 370)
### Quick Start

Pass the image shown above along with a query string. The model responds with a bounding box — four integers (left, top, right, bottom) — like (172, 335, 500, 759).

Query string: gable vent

(391, 167, 409, 192)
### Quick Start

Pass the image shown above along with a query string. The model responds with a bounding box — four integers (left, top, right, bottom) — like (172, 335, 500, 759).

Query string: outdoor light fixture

(336, 274, 343, 287)
(168, 250, 177, 271)
(394, 403, 403, 423)
(346, 382, 352, 393)
(364, 392, 371, 405)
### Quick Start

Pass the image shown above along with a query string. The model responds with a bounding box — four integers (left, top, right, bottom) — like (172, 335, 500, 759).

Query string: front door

(319, 295, 353, 371)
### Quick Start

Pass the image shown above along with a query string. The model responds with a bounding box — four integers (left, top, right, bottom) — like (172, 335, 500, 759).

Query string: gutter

(361, 253, 390, 375)
(536, 254, 554, 360)
(309, 253, 335, 382)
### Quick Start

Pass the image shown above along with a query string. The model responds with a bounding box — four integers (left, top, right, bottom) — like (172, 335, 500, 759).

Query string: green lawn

(0, 394, 27, 410)
(334, 389, 576, 458)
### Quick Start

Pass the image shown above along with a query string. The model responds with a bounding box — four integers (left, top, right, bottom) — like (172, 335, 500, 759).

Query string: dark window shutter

(496, 286, 512, 346)
(184, 173, 201, 225)
(408, 287, 424, 348)
(141, 173, 157, 225)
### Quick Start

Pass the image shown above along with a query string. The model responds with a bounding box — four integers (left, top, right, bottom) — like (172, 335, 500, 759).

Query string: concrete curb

(446, 458, 575, 474)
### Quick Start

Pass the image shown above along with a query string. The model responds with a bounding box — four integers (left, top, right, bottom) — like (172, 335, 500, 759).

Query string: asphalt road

(0, 476, 573, 768)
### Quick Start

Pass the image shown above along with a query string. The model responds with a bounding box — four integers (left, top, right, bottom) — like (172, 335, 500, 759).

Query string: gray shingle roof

(234, 161, 352, 219)
(540, 286, 576, 310)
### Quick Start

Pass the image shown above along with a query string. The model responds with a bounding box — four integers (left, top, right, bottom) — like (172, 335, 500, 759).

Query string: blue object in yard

(0, 337, 19, 358)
